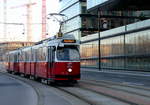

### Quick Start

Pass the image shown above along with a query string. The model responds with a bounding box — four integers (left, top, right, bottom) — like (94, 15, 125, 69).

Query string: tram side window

(5, 55, 7, 62)
(7, 54, 10, 62)
(57, 48, 68, 60)
(14, 54, 17, 62)
(57, 46, 80, 61)
(28, 50, 31, 61)
(38, 48, 43, 61)
(52, 47, 55, 62)
(9, 54, 11, 62)
(43, 47, 47, 61)
(48, 47, 55, 62)
(22, 52, 26, 61)
(32, 49, 36, 62)
(31, 49, 34, 61)
(37, 47, 47, 61)
(19, 53, 23, 62)
(9, 54, 12, 62)
(7, 55, 9, 62)
(25, 52, 29, 62)
(11, 54, 14, 62)
(29, 49, 32, 61)
(16, 53, 19, 62)
(26, 50, 31, 62)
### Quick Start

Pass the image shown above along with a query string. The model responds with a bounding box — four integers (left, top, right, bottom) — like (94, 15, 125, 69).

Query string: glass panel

(60, 0, 78, 12)
(125, 30, 150, 55)
(81, 33, 98, 42)
(101, 58, 124, 69)
(81, 16, 98, 29)
(81, 59, 99, 68)
(57, 46, 80, 61)
(60, 2, 80, 19)
(36, 47, 46, 61)
(80, 41, 98, 59)
(101, 36, 124, 57)
(80, 23, 150, 71)
(127, 19, 150, 31)
(62, 16, 81, 33)
(126, 58, 150, 71)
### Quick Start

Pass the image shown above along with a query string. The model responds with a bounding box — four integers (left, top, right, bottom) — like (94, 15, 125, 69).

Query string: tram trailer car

(19, 47, 32, 77)
(6, 50, 19, 74)
(5, 52, 10, 72)
(6, 35, 80, 84)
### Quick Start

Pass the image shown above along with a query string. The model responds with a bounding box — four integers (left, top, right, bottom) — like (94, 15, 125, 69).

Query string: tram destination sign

(63, 39, 76, 43)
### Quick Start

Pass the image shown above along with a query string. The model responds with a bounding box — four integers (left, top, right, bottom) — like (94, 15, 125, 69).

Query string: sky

(0, 0, 59, 42)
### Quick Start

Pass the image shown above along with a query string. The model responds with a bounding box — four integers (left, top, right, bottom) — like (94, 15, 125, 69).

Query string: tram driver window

(57, 48, 69, 60)
(57, 46, 80, 61)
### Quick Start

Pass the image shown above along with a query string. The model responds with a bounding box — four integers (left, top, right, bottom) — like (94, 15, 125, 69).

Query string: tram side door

(48, 47, 55, 78)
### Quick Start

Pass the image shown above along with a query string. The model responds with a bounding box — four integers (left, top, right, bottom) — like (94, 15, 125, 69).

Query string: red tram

(5, 35, 80, 84)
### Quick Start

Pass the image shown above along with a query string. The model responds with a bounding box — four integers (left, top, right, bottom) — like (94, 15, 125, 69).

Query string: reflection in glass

(80, 41, 98, 59)
(101, 36, 124, 57)
(57, 46, 80, 61)
(126, 58, 150, 70)
(125, 30, 150, 55)
(81, 28, 150, 71)
(81, 59, 99, 68)
(101, 59, 124, 69)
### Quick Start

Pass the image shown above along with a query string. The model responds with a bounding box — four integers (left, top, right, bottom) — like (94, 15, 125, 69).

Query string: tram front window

(57, 46, 80, 61)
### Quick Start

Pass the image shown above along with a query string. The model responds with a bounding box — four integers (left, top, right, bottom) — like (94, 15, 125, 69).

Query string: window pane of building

(101, 36, 124, 57)
(81, 59, 99, 68)
(80, 41, 99, 59)
(60, 0, 78, 12)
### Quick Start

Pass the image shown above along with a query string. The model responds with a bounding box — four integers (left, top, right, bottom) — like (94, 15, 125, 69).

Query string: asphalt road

(0, 73, 38, 105)
(0, 71, 88, 105)
(81, 68, 150, 87)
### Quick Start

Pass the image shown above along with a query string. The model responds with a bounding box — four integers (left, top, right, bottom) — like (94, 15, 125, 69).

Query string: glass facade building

(81, 19, 150, 71)
(59, 0, 86, 40)
(59, 0, 98, 39)
(60, 0, 150, 71)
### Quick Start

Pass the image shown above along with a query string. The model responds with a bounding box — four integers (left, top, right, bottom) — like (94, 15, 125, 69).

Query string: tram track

(56, 85, 132, 105)
(79, 79, 150, 105)
(50, 78, 150, 105)
(80, 79, 150, 97)
(55, 86, 94, 105)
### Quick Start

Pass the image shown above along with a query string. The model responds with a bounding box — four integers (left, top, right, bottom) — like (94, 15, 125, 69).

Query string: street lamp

(98, 8, 101, 71)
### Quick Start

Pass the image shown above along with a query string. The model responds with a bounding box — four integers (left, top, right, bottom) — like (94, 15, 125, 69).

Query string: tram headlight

(68, 68, 72, 73)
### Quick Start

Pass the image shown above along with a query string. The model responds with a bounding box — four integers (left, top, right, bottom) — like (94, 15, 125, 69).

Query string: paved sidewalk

(81, 68, 150, 77)
(81, 68, 150, 87)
